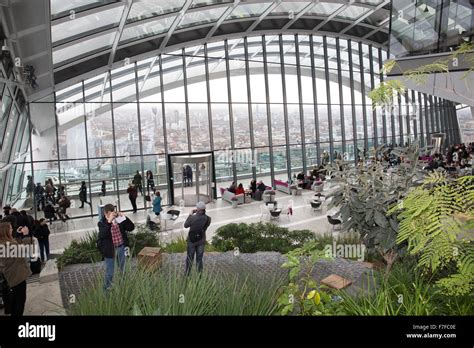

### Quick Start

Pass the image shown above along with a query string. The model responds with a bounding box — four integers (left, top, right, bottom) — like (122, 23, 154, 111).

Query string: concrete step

(40, 259, 59, 284)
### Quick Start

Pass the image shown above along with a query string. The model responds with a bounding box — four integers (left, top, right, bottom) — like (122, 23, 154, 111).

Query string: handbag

(145, 195, 151, 202)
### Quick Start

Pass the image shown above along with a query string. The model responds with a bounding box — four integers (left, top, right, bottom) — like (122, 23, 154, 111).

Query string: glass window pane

(252, 103, 269, 147)
(307, 2, 343, 16)
(271, 2, 310, 16)
(227, 2, 272, 20)
(189, 103, 211, 152)
(86, 102, 115, 158)
(211, 103, 231, 150)
(113, 103, 141, 156)
(127, 0, 185, 22)
(232, 104, 250, 148)
(140, 103, 165, 154)
(177, 7, 227, 29)
(271, 104, 286, 146)
(51, 5, 123, 44)
(51, 0, 118, 18)
(116, 156, 145, 211)
(53, 32, 116, 65)
(165, 103, 188, 153)
(337, 5, 370, 20)
(120, 15, 175, 44)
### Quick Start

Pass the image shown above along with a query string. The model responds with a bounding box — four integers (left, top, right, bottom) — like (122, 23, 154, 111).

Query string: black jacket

(33, 224, 50, 240)
(97, 217, 135, 258)
(184, 212, 211, 246)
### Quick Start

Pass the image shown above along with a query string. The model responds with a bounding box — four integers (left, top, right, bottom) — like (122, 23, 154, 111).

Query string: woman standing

(127, 184, 138, 213)
(79, 181, 91, 208)
(0, 222, 32, 316)
(33, 219, 50, 264)
(152, 191, 162, 216)
(146, 171, 155, 194)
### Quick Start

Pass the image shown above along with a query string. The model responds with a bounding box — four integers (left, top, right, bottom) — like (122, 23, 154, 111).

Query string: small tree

(325, 143, 426, 274)
(388, 172, 474, 296)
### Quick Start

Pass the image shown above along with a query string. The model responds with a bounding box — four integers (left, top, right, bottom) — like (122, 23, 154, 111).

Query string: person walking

(0, 222, 32, 316)
(184, 201, 211, 275)
(127, 184, 138, 213)
(26, 176, 34, 199)
(33, 219, 50, 264)
(152, 191, 162, 216)
(97, 204, 135, 290)
(101, 181, 106, 196)
(146, 171, 155, 194)
(133, 171, 143, 196)
(34, 183, 45, 211)
(185, 165, 193, 187)
(79, 181, 91, 208)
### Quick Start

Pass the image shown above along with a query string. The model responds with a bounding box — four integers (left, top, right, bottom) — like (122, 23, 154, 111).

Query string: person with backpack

(184, 201, 211, 275)
(97, 204, 135, 290)
(33, 219, 50, 264)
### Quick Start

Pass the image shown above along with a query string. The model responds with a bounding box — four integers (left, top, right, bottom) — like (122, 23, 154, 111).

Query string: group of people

(0, 207, 51, 316)
(422, 142, 473, 174)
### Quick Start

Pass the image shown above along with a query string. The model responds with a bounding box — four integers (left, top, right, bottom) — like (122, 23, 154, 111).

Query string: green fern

(388, 173, 474, 296)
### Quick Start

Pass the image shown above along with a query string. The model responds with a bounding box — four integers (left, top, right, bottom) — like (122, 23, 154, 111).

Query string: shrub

(57, 225, 159, 269)
(56, 231, 102, 270)
(211, 222, 315, 253)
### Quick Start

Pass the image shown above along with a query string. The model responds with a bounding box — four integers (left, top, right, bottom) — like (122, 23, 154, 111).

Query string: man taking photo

(184, 201, 211, 275)
(97, 204, 135, 290)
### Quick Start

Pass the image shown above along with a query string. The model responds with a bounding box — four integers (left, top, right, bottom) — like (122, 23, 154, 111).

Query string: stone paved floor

(59, 251, 375, 311)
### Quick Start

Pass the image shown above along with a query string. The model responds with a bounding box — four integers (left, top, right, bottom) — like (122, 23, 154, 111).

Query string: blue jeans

(104, 244, 126, 290)
(185, 242, 204, 275)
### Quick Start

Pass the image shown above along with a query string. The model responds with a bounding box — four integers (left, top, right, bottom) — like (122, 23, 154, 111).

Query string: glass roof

(126, 0, 186, 23)
(51, 5, 124, 44)
(337, 5, 370, 21)
(307, 2, 343, 16)
(49, 0, 390, 72)
(50, 0, 118, 19)
(227, 2, 273, 20)
(120, 15, 176, 44)
(53, 31, 116, 65)
(270, 1, 310, 16)
(177, 6, 227, 29)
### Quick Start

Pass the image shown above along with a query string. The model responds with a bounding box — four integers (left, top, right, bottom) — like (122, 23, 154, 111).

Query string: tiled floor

(47, 182, 340, 253)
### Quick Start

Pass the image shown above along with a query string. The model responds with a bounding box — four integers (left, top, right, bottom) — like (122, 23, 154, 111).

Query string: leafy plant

(388, 173, 474, 296)
(56, 231, 102, 269)
(368, 80, 406, 108)
(325, 143, 426, 274)
(277, 241, 342, 316)
(337, 259, 473, 315)
(211, 222, 315, 254)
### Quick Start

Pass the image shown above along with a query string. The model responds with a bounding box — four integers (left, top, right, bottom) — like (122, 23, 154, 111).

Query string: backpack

(188, 216, 210, 243)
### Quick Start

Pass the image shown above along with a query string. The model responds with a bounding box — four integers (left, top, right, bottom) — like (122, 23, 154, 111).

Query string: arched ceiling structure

(1, 0, 391, 101)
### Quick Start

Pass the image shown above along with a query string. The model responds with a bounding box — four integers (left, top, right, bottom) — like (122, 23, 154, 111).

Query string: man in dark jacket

(184, 201, 211, 275)
(97, 204, 135, 290)
(133, 171, 143, 196)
